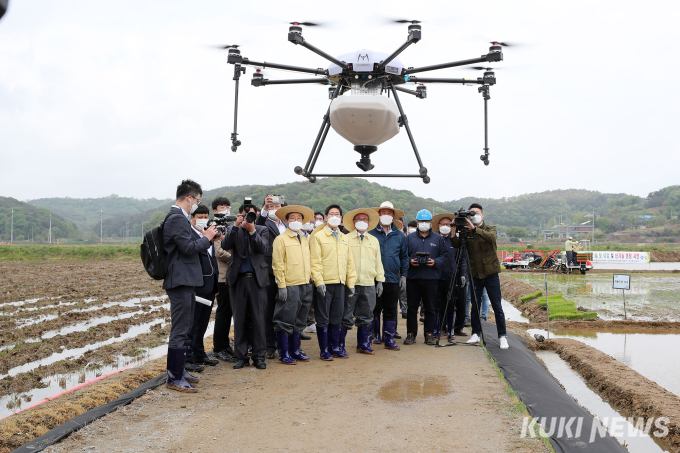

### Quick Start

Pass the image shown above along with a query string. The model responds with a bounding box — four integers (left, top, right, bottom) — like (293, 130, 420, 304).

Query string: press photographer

(222, 198, 270, 369)
(450, 203, 509, 350)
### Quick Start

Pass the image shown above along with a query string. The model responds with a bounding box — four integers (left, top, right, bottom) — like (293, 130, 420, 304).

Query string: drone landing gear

(479, 85, 491, 166)
(231, 63, 246, 152)
(295, 81, 430, 184)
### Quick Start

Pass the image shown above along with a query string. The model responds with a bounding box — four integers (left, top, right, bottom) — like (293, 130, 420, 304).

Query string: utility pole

(100, 209, 103, 244)
(48, 212, 52, 244)
(10, 208, 13, 244)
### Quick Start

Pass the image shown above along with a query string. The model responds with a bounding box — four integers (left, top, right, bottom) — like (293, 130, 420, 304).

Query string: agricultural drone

(222, 20, 507, 184)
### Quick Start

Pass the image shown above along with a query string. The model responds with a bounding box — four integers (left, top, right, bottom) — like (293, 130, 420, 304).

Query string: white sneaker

(500, 336, 509, 349)
(466, 334, 480, 344)
(303, 325, 316, 333)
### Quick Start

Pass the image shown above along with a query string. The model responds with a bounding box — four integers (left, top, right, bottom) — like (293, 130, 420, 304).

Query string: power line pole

(48, 212, 52, 244)
(100, 208, 103, 244)
(10, 208, 13, 244)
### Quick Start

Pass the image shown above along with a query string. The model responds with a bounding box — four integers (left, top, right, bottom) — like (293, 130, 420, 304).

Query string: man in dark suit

(256, 194, 286, 359)
(186, 204, 220, 367)
(163, 179, 218, 393)
(222, 201, 270, 369)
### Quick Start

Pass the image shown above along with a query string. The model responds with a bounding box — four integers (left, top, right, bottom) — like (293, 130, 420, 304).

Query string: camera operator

(210, 197, 237, 363)
(432, 214, 468, 342)
(404, 210, 448, 346)
(451, 203, 509, 350)
(185, 205, 219, 368)
(222, 200, 270, 369)
(368, 201, 408, 349)
(162, 179, 219, 393)
(257, 194, 287, 359)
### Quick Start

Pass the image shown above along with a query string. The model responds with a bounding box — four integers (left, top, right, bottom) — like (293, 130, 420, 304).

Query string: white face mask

(439, 225, 451, 235)
(408, 228, 417, 234)
(314, 220, 324, 228)
(190, 198, 199, 214)
(304, 223, 313, 232)
(471, 214, 482, 225)
(418, 222, 431, 232)
(354, 221, 369, 232)
(217, 209, 230, 216)
(268, 209, 278, 220)
(379, 215, 393, 226)
(194, 219, 208, 230)
(289, 221, 303, 231)
(327, 217, 342, 227)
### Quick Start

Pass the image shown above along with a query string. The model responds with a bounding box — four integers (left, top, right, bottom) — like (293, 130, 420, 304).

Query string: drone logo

(357, 54, 369, 62)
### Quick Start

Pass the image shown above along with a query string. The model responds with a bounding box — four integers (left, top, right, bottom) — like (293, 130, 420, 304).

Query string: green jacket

(451, 222, 501, 280)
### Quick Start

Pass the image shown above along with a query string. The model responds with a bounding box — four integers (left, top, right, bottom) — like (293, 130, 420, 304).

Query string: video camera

(415, 252, 430, 265)
(207, 212, 238, 239)
(454, 207, 476, 239)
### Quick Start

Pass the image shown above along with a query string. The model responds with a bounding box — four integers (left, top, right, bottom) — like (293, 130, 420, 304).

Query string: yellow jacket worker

(309, 204, 357, 360)
(341, 208, 385, 355)
(271, 205, 315, 365)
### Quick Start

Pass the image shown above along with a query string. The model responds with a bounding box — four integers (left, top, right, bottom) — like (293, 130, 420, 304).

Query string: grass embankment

(534, 293, 597, 321)
(0, 245, 139, 261)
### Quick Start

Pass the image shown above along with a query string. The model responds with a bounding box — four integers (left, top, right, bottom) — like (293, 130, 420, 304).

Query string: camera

(271, 195, 284, 204)
(242, 197, 258, 224)
(453, 207, 476, 239)
(415, 252, 430, 265)
(207, 212, 238, 239)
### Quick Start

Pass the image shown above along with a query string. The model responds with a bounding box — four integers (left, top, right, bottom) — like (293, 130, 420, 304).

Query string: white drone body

(328, 50, 404, 150)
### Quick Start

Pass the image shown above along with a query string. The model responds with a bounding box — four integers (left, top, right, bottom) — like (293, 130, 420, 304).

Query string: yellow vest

(310, 226, 357, 288)
(272, 229, 311, 288)
(346, 230, 385, 286)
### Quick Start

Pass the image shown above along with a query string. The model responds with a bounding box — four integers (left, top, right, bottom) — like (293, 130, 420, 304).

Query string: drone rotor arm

(253, 78, 330, 87)
(378, 30, 421, 70)
(287, 33, 348, 70)
(241, 58, 329, 76)
(402, 51, 501, 75)
(408, 77, 483, 84)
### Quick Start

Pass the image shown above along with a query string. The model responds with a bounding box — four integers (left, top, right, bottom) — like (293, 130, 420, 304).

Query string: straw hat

(371, 201, 405, 220)
(275, 205, 314, 225)
(431, 213, 455, 233)
(343, 208, 379, 233)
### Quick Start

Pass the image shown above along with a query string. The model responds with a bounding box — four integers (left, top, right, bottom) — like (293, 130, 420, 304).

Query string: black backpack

(140, 212, 181, 280)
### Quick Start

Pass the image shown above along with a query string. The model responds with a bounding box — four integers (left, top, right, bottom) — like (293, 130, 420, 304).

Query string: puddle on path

(528, 329, 680, 397)
(536, 351, 671, 453)
(378, 376, 452, 403)
(509, 274, 680, 321)
(497, 299, 530, 323)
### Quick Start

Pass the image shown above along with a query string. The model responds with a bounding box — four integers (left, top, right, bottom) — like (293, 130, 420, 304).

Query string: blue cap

(416, 209, 433, 221)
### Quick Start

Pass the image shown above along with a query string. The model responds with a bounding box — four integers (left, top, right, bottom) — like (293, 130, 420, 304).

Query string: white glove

(376, 282, 383, 297)
(399, 276, 407, 293)
(277, 287, 287, 302)
(317, 284, 326, 297)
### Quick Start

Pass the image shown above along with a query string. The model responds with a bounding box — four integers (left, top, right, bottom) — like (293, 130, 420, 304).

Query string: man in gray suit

(163, 179, 218, 393)
(222, 201, 270, 370)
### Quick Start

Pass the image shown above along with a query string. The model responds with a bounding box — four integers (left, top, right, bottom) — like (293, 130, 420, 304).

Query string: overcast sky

(1, 0, 678, 202)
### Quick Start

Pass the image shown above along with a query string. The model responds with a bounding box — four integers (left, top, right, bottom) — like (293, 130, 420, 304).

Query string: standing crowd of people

(160, 180, 509, 393)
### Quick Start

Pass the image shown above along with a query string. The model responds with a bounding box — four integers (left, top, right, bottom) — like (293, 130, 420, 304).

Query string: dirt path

(39, 319, 549, 453)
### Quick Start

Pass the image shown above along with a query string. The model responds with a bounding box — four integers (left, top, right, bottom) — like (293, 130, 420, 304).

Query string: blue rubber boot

(289, 332, 309, 362)
(316, 325, 333, 361)
(166, 348, 197, 393)
(372, 313, 382, 344)
(329, 325, 348, 358)
(339, 326, 348, 356)
(356, 325, 375, 354)
(276, 331, 297, 365)
(383, 320, 401, 351)
(433, 311, 441, 340)
(367, 319, 374, 344)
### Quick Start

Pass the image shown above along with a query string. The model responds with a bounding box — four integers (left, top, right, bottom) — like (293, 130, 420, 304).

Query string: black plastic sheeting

(481, 321, 626, 453)
(12, 374, 167, 453)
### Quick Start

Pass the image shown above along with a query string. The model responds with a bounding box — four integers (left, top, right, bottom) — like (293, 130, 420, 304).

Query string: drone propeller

(490, 41, 516, 47)
(289, 21, 323, 27)
(470, 66, 501, 71)
(392, 19, 422, 24)
(214, 44, 241, 50)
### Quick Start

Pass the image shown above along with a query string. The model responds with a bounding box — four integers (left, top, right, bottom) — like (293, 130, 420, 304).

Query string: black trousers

(188, 296, 214, 361)
(265, 280, 278, 352)
(406, 279, 437, 336)
(437, 278, 467, 331)
(373, 282, 399, 323)
(213, 282, 232, 352)
(229, 275, 267, 361)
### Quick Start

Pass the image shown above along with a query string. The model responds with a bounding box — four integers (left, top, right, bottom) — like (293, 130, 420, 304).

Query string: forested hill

(15, 180, 680, 239)
(0, 197, 78, 242)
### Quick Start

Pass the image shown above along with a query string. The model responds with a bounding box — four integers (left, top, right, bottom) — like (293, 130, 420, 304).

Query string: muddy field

(0, 261, 168, 417)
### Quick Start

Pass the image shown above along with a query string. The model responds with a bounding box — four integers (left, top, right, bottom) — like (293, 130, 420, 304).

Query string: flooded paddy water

(508, 273, 680, 321)
(0, 261, 174, 419)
